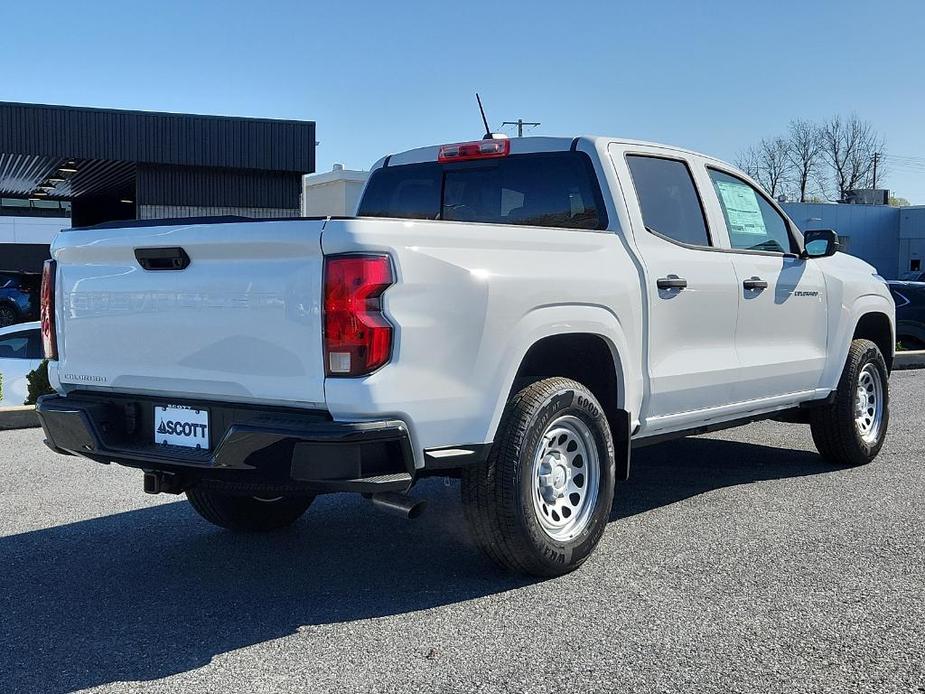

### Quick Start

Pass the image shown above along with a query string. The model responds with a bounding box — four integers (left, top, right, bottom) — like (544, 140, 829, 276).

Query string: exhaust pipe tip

(370, 492, 428, 520)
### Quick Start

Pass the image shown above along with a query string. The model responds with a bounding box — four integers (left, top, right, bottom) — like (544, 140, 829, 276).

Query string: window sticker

(716, 180, 766, 235)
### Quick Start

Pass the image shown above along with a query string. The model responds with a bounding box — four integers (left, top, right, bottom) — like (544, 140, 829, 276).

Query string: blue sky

(3, 0, 924, 201)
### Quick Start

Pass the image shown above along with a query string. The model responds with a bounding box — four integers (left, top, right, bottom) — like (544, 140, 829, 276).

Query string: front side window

(708, 169, 794, 254)
(626, 155, 711, 247)
(358, 152, 606, 230)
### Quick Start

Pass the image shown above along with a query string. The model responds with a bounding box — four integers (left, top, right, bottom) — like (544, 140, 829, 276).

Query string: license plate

(154, 405, 210, 450)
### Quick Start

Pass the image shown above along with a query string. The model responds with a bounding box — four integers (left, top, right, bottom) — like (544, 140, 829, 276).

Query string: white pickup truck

(36, 136, 895, 576)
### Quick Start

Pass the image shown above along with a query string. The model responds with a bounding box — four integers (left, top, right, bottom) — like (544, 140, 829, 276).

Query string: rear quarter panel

(321, 217, 644, 464)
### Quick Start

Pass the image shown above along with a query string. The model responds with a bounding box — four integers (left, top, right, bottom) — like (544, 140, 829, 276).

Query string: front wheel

(810, 338, 889, 466)
(461, 377, 616, 577)
(186, 487, 314, 531)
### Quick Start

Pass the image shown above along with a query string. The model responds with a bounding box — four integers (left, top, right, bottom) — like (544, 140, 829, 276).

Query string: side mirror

(802, 229, 839, 259)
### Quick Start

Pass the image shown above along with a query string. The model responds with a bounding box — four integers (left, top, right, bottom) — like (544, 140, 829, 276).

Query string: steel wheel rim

(531, 415, 600, 541)
(854, 363, 883, 444)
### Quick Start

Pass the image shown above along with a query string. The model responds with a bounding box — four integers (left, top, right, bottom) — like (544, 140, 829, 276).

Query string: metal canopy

(0, 153, 134, 199)
(0, 101, 315, 202)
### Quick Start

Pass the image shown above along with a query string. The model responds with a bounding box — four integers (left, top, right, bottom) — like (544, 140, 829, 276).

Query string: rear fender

(486, 304, 638, 444)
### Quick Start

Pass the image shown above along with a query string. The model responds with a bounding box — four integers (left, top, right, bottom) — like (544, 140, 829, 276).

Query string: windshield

(357, 151, 607, 231)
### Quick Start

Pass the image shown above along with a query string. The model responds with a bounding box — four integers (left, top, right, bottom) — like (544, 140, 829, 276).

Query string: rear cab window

(358, 151, 607, 230)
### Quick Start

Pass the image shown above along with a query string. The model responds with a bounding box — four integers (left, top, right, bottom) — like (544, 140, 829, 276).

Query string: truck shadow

(613, 434, 831, 520)
(1, 435, 833, 692)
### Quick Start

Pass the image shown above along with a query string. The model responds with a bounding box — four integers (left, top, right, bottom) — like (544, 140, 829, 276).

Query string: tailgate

(52, 219, 327, 407)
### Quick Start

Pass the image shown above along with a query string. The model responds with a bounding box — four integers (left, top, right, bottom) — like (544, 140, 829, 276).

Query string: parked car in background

(0, 271, 41, 327)
(888, 281, 925, 350)
(0, 321, 42, 406)
(899, 270, 925, 282)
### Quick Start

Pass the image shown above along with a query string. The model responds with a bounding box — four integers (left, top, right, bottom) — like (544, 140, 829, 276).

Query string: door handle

(134, 247, 191, 271)
(743, 276, 768, 290)
(656, 275, 688, 290)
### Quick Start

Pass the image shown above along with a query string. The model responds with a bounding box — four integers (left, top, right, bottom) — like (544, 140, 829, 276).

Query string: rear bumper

(36, 393, 415, 493)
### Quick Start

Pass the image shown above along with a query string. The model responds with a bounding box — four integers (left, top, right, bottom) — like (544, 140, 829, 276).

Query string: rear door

(53, 219, 328, 407)
(612, 146, 741, 427)
(702, 167, 828, 401)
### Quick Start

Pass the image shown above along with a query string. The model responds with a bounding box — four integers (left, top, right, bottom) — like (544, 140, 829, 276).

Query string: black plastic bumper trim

(422, 444, 491, 470)
(36, 394, 415, 493)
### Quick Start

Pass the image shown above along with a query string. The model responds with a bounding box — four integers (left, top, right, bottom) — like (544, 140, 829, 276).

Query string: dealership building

(0, 102, 315, 271)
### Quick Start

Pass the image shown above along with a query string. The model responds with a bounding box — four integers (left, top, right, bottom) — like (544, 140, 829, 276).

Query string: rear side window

(626, 155, 710, 247)
(358, 152, 606, 230)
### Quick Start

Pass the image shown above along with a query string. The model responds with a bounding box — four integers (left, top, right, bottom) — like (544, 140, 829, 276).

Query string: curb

(895, 349, 925, 370)
(0, 406, 39, 430)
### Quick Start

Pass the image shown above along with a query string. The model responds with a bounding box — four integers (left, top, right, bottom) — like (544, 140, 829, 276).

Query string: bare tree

(735, 140, 789, 197)
(786, 119, 821, 202)
(734, 146, 761, 181)
(757, 136, 791, 198)
(819, 114, 885, 199)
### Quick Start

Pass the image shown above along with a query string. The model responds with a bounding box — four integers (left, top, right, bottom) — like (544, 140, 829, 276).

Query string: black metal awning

(0, 101, 315, 203)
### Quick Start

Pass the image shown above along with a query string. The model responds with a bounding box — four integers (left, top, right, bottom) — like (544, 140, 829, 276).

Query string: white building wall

(0, 215, 71, 245)
(899, 206, 925, 274)
(302, 165, 369, 217)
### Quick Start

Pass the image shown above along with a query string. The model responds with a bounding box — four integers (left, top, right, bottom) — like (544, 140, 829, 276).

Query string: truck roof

(380, 135, 726, 169)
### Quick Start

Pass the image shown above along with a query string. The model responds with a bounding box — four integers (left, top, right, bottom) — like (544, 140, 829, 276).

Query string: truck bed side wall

(321, 216, 644, 466)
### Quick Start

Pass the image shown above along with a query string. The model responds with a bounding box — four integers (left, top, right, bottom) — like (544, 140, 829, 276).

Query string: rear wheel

(461, 377, 616, 577)
(186, 487, 314, 531)
(810, 338, 889, 466)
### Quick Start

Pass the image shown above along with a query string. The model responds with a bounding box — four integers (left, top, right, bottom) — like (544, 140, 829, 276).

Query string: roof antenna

(476, 93, 492, 139)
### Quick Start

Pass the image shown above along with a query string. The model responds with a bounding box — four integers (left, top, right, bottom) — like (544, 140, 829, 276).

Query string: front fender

(821, 292, 895, 390)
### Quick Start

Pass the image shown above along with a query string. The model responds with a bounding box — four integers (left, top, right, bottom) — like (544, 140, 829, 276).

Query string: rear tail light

(438, 138, 510, 162)
(41, 259, 57, 360)
(323, 255, 394, 376)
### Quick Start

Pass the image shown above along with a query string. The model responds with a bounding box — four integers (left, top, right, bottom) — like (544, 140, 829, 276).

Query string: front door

(704, 168, 828, 402)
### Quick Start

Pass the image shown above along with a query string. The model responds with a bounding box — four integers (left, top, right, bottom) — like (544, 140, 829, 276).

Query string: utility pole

(501, 118, 541, 137)
(872, 151, 880, 189)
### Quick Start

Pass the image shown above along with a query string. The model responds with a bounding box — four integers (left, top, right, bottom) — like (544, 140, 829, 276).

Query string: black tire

(0, 304, 18, 328)
(186, 487, 314, 531)
(810, 338, 889, 466)
(461, 377, 616, 577)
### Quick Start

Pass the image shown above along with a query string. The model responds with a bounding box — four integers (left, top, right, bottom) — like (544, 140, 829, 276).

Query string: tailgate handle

(134, 247, 191, 271)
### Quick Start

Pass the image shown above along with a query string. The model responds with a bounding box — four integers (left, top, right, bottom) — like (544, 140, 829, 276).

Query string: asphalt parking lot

(1, 371, 923, 694)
